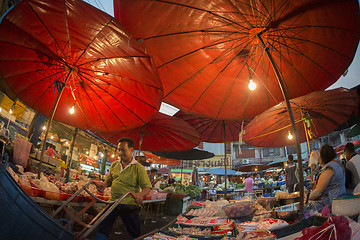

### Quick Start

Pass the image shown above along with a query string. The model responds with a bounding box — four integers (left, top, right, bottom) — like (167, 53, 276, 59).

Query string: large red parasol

(175, 110, 250, 143)
(235, 164, 270, 173)
(96, 112, 201, 152)
(244, 88, 360, 147)
(115, 0, 360, 212)
(175, 110, 250, 198)
(115, 0, 360, 120)
(143, 152, 181, 166)
(0, 0, 163, 132)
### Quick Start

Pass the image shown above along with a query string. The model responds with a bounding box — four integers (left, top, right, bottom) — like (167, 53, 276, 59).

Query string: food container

(157, 192, 168, 199)
(20, 184, 41, 197)
(257, 197, 277, 210)
(274, 203, 299, 221)
(277, 191, 300, 206)
(279, 197, 299, 206)
(44, 190, 62, 201)
(332, 195, 360, 217)
(222, 201, 254, 218)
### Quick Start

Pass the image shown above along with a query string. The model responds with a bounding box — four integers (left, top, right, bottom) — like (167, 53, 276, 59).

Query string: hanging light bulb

(86, 151, 89, 155)
(111, 154, 115, 158)
(9, 108, 13, 114)
(50, 135, 53, 139)
(69, 104, 75, 114)
(288, 131, 293, 140)
(42, 125, 46, 130)
(100, 153, 104, 158)
(248, 79, 256, 91)
(65, 141, 69, 145)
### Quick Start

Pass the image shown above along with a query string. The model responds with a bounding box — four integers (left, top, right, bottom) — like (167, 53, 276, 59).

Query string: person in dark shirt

(285, 154, 298, 193)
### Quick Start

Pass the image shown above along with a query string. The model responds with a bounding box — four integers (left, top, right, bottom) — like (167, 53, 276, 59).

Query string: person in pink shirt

(244, 173, 254, 191)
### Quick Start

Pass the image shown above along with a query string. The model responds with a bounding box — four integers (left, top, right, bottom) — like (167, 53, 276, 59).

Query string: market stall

(139, 196, 360, 240)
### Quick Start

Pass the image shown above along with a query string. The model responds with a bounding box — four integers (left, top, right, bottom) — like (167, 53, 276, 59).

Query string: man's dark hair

(118, 137, 135, 149)
(344, 142, 355, 153)
(288, 154, 294, 162)
(320, 144, 337, 164)
(150, 168, 157, 174)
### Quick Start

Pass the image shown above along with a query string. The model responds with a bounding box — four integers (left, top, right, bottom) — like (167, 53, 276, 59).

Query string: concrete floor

(85, 207, 177, 240)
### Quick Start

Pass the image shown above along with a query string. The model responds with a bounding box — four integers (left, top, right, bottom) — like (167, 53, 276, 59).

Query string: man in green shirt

(95, 137, 151, 240)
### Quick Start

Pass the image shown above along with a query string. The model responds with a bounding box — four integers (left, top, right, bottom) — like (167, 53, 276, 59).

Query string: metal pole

(138, 129, 144, 161)
(38, 72, 71, 178)
(181, 159, 183, 185)
(257, 34, 304, 213)
(65, 128, 78, 182)
(223, 121, 227, 199)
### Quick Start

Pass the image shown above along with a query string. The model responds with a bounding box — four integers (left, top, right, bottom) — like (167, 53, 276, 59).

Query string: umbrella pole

(181, 159, 183, 185)
(138, 130, 143, 162)
(65, 128, 78, 183)
(223, 121, 227, 199)
(257, 34, 304, 213)
(301, 114, 313, 181)
(37, 73, 70, 178)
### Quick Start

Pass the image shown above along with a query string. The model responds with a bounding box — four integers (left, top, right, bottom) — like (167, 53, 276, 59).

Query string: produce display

(168, 226, 212, 236)
(7, 166, 110, 201)
(186, 208, 218, 217)
(160, 183, 201, 199)
(240, 229, 276, 240)
(275, 191, 300, 199)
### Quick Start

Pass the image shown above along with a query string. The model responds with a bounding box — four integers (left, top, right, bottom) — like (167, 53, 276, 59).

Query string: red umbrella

(96, 112, 201, 152)
(0, 0, 163, 132)
(115, 0, 360, 212)
(175, 110, 250, 197)
(335, 140, 360, 155)
(175, 110, 250, 143)
(114, 0, 359, 120)
(235, 164, 270, 173)
(244, 88, 360, 147)
(143, 152, 181, 166)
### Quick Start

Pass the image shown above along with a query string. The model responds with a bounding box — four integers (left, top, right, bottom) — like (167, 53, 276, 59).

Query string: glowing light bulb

(86, 151, 89, 155)
(248, 79, 256, 91)
(111, 154, 115, 158)
(50, 135, 53, 139)
(65, 141, 69, 145)
(42, 126, 46, 130)
(9, 109, 13, 114)
(69, 105, 75, 114)
(101, 153, 104, 157)
(288, 131, 293, 140)
(255, 168, 258, 172)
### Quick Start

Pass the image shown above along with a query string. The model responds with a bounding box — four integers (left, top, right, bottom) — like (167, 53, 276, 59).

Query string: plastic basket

(0, 157, 74, 240)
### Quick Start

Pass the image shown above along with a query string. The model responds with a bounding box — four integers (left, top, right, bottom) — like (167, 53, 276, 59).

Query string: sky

(88, 0, 359, 91)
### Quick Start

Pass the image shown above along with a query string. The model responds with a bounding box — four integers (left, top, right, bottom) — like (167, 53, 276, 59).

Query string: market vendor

(306, 144, 346, 213)
(93, 137, 151, 240)
(148, 168, 161, 187)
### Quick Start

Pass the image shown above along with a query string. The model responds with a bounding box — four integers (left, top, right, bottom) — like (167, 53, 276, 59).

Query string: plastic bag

(295, 216, 351, 240)
(309, 150, 319, 168)
(354, 183, 360, 195)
